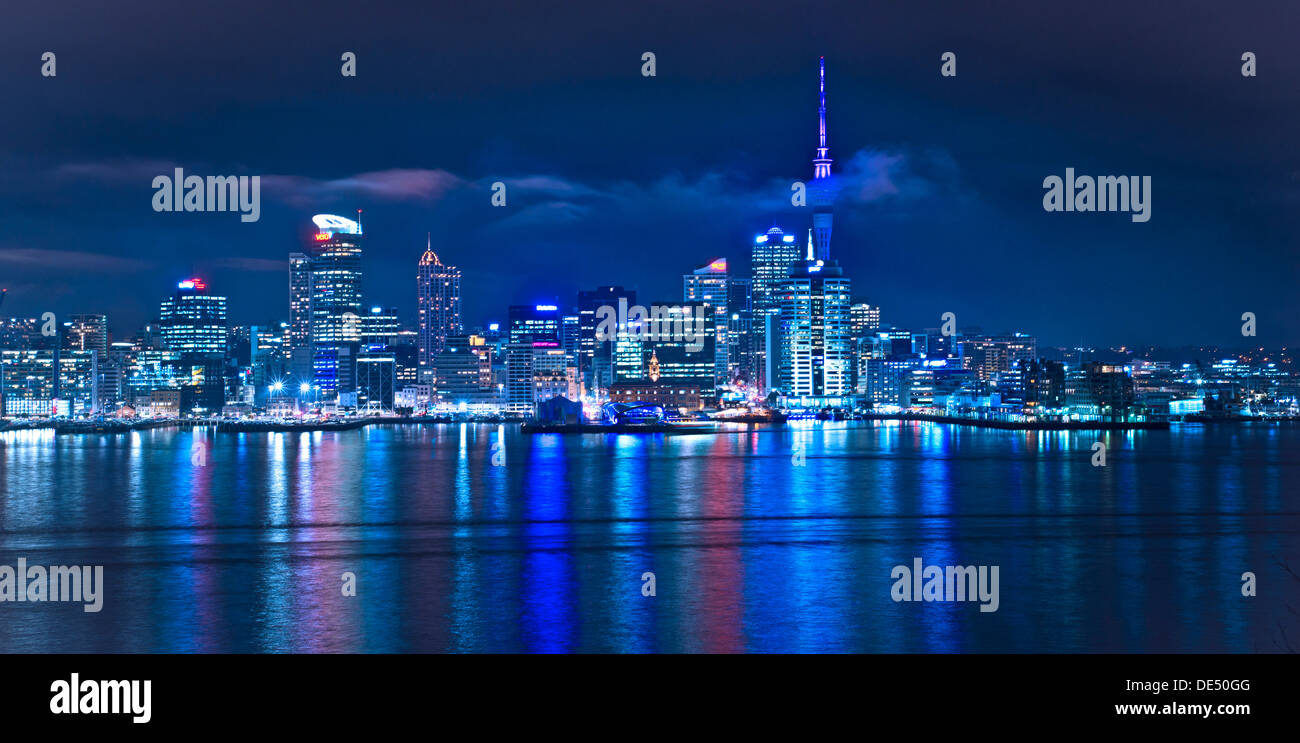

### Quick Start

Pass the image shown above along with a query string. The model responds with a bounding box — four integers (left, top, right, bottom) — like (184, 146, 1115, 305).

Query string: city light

(311, 214, 361, 235)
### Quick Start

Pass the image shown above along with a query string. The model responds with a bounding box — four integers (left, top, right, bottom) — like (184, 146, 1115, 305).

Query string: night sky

(1, 0, 1296, 349)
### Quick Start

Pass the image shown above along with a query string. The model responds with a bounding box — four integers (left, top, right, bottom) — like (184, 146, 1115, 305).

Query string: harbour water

(0, 421, 1296, 652)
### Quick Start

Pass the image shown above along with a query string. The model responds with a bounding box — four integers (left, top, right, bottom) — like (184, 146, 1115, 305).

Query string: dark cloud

(0, 0, 1295, 347)
(0, 247, 152, 273)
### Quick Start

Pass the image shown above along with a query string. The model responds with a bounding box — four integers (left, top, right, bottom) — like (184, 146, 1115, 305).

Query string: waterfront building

(608, 380, 703, 412)
(0, 348, 99, 416)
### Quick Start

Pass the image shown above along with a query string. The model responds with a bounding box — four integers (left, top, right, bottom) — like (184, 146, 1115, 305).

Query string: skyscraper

(431, 334, 495, 404)
(849, 302, 881, 337)
(308, 214, 364, 398)
(507, 304, 560, 346)
(288, 251, 312, 381)
(159, 277, 228, 412)
(577, 286, 636, 395)
(65, 314, 108, 357)
(750, 227, 802, 394)
(683, 258, 729, 390)
(417, 235, 462, 383)
(727, 276, 755, 388)
(505, 304, 562, 413)
(362, 306, 401, 347)
(160, 278, 227, 357)
(777, 234, 852, 405)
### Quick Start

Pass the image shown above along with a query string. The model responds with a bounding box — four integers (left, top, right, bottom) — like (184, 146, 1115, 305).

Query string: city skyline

(4, 0, 1300, 688)
(2, 1, 1298, 350)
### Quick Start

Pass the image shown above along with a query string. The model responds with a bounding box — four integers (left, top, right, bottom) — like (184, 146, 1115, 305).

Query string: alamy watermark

(0, 558, 103, 612)
(891, 557, 999, 612)
(152, 167, 260, 222)
(594, 298, 709, 352)
(50, 674, 150, 723)
(1043, 168, 1150, 223)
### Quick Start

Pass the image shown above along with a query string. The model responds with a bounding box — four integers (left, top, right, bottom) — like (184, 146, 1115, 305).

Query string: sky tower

(810, 57, 838, 262)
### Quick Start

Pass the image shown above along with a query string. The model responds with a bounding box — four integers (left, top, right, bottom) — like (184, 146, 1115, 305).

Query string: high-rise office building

(362, 306, 401, 347)
(65, 314, 108, 357)
(848, 302, 881, 394)
(504, 304, 561, 413)
(160, 278, 227, 357)
(505, 342, 535, 413)
(612, 318, 645, 384)
(577, 286, 636, 395)
(417, 235, 462, 382)
(750, 227, 802, 394)
(508, 304, 561, 346)
(683, 258, 729, 389)
(308, 214, 364, 398)
(0, 349, 99, 416)
(643, 301, 716, 394)
(849, 302, 881, 337)
(250, 325, 288, 403)
(356, 346, 396, 411)
(431, 334, 495, 404)
(288, 251, 313, 382)
(159, 277, 227, 413)
(960, 333, 1037, 382)
(776, 237, 852, 405)
(0, 317, 42, 350)
(561, 313, 580, 360)
(727, 277, 755, 388)
(531, 345, 578, 407)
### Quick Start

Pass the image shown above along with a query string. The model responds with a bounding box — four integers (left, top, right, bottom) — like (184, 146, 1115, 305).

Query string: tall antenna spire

(806, 229, 814, 261)
(813, 56, 831, 180)
(810, 57, 837, 262)
(819, 56, 827, 149)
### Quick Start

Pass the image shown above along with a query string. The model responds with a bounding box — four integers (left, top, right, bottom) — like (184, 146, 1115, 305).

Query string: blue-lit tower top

(813, 57, 832, 180)
(810, 57, 838, 262)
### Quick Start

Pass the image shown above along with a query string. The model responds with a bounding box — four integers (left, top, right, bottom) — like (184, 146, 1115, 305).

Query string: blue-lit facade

(309, 214, 364, 398)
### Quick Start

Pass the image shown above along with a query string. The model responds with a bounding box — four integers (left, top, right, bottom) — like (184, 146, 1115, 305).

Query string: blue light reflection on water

(0, 421, 1297, 653)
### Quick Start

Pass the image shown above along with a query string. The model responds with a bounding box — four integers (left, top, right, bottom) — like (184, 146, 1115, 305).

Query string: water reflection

(0, 422, 1296, 653)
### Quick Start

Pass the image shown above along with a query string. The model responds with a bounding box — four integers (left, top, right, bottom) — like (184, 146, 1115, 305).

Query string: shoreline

(6, 413, 1299, 436)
